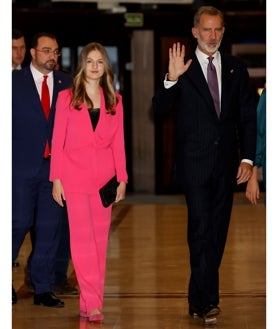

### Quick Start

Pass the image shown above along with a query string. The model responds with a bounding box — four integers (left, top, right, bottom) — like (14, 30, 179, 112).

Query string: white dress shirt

(30, 63, 54, 105)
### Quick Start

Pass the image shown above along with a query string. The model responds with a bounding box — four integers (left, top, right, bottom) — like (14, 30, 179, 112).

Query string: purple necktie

(207, 57, 220, 118)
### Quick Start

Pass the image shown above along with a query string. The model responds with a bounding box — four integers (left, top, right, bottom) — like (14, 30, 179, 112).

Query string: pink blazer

(49, 87, 128, 194)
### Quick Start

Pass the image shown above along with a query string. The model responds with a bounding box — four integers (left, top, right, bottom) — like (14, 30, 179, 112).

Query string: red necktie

(41, 75, 51, 158)
(207, 57, 220, 118)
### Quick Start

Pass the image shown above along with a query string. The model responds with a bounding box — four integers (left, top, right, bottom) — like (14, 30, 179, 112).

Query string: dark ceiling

(13, 0, 266, 11)
(12, 0, 266, 48)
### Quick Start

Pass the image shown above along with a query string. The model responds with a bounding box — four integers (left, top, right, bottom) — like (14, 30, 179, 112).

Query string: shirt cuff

(164, 73, 178, 89)
(241, 159, 253, 166)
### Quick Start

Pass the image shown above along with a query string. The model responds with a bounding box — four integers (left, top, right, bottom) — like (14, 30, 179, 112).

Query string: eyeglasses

(35, 48, 62, 56)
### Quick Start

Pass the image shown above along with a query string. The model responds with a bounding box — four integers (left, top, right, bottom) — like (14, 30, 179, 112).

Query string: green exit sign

(124, 13, 144, 27)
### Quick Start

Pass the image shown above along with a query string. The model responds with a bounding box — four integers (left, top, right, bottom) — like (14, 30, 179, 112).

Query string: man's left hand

(236, 162, 253, 184)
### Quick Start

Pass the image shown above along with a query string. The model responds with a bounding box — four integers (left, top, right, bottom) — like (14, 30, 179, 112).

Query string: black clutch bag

(99, 175, 119, 208)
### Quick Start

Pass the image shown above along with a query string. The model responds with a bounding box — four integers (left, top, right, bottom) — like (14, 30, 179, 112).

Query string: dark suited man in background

(12, 28, 27, 272)
(153, 6, 257, 326)
(12, 28, 26, 70)
(12, 32, 74, 307)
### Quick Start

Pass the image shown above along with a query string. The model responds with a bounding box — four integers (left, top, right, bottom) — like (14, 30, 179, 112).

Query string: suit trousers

(54, 207, 71, 283)
(26, 206, 70, 284)
(65, 192, 112, 314)
(183, 166, 234, 309)
(12, 158, 63, 294)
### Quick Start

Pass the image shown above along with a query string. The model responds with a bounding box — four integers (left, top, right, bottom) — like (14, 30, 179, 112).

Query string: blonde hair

(72, 42, 118, 114)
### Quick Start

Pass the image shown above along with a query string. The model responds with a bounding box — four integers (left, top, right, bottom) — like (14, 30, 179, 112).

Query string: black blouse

(88, 108, 100, 131)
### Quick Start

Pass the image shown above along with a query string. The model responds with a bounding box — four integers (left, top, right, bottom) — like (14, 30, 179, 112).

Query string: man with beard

(12, 32, 72, 307)
(153, 6, 257, 325)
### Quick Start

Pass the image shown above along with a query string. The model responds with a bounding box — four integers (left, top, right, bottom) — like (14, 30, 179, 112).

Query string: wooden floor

(12, 192, 266, 329)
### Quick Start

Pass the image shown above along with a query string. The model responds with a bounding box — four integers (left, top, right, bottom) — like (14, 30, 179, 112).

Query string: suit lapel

(24, 67, 46, 119)
(186, 53, 218, 118)
(220, 54, 236, 119)
(51, 72, 60, 114)
(51, 72, 66, 120)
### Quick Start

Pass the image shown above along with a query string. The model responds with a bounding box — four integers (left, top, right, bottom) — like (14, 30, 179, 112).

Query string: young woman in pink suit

(49, 42, 128, 322)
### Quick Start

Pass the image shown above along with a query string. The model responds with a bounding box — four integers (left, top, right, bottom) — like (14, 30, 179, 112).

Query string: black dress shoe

(189, 305, 202, 317)
(203, 304, 220, 317)
(34, 292, 64, 308)
(202, 305, 220, 326)
(12, 285, 17, 304)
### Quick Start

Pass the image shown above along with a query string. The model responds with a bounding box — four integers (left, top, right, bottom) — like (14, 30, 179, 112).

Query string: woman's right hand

(52, 179, 66, 207)
(245, 166, 260, 205)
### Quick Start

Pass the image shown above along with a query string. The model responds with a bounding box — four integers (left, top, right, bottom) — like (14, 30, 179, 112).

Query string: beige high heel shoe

(88, 309, 104, 322)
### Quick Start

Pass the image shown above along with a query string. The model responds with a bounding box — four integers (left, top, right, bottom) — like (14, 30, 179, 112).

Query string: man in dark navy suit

(12, 32, 73, 307)
(153, 6, 257, 325)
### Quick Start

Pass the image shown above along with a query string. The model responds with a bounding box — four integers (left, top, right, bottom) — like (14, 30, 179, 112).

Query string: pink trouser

(65, 192, 112, 314)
